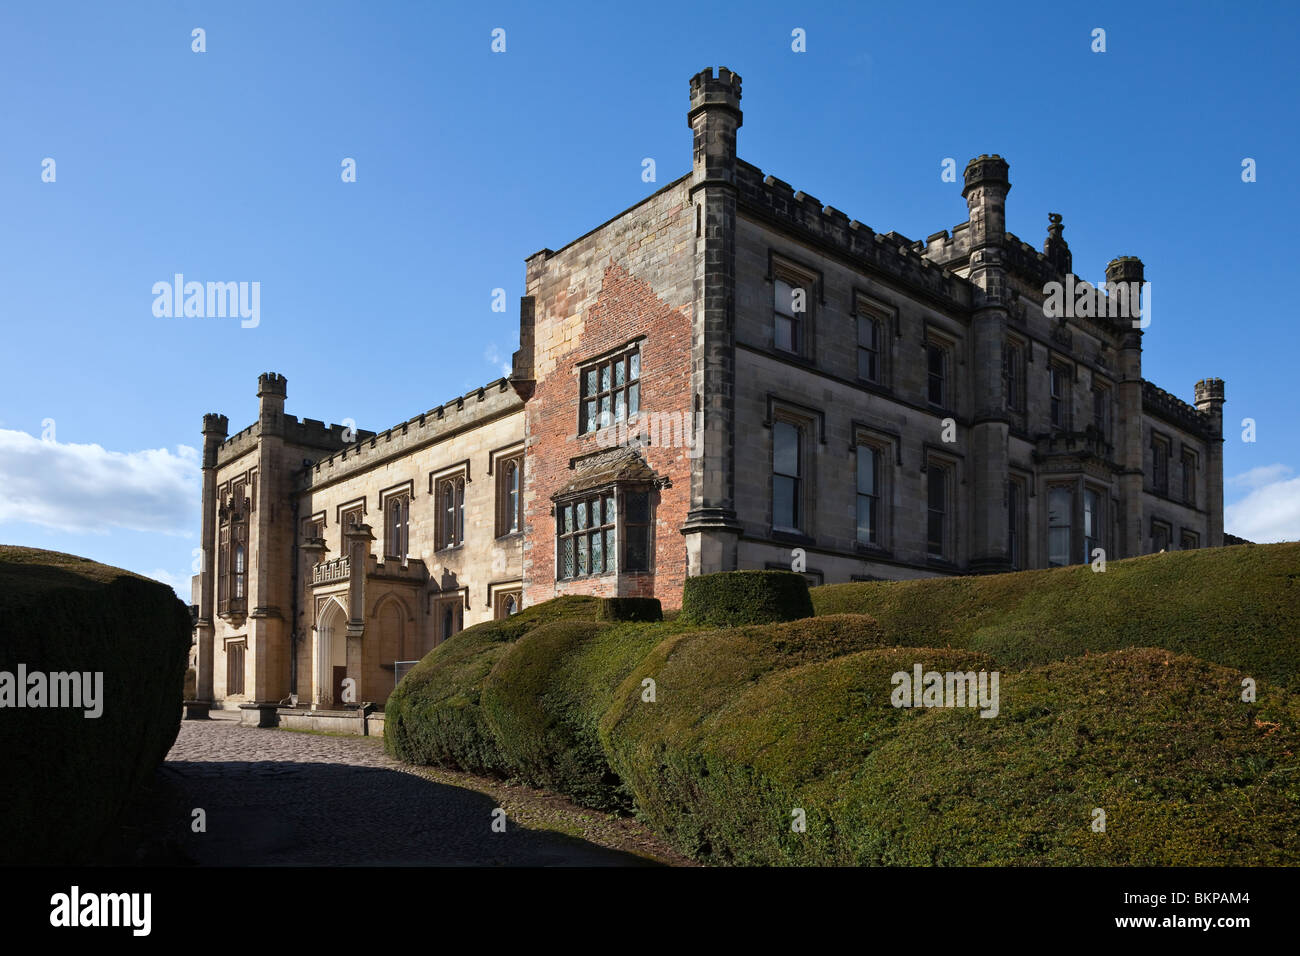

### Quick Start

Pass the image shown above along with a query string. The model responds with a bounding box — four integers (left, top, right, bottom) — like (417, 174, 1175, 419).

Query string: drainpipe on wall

(289, 493, 300, 702)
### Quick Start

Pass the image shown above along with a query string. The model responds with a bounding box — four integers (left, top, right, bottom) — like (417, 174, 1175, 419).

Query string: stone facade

(192, 66, 1225, 712)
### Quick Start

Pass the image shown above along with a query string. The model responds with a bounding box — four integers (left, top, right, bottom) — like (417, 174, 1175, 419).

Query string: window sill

(855, 542, 893, 559)
(771, 529, 815, 547)
(557, 570, 617, 583)
(771, 348, 817, 369)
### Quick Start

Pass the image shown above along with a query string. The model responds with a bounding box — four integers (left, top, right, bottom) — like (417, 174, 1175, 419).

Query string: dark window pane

(773, 422, 799, 477)
(577, 536, 588, 575)
(927, 512, 944, 555)
(592, 531, 603, 572)
(858, 316, 876, 348)
(562, 538, 575, 578)
(857, 496, 875, 545)
(605, 529, 616, 567)
(625, 527, 649, 571)
(625, 491, 649, 523)
(857, 446, 876, 495)
(774, 475, 797, 529)
(859, 350, 876, 381)
(1048, 487, 1071, 567)
(775, 316, 793, 352)
(928, 468, 946, 512)
(775, 279, 794, 315)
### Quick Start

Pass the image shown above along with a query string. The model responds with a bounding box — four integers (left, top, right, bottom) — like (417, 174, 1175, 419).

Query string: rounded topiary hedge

(597, 597, 663, 622)
(0, 547, 192, 864)
(680, 570, 814, 627)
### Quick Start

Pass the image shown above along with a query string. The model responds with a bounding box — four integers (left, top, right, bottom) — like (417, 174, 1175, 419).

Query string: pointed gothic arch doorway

(315, 597, 349, 708)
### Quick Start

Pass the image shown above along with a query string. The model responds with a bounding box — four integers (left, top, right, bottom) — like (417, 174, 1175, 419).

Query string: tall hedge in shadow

(0, 547, 192, 864)
(680, 570, 814, 627)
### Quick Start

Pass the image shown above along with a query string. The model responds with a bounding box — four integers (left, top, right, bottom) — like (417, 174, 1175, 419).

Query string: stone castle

(191, 67, 1225, 714)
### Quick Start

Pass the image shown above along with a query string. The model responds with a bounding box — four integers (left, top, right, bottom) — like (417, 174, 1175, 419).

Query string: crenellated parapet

(735, 161, 972, 312)
(296, 378, 523, 490)
(1143, 379, 1212, 436)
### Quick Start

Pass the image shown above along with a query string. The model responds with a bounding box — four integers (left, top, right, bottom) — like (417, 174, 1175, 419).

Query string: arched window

(504, 593, 518, 616)
(439, 476, 465, 548)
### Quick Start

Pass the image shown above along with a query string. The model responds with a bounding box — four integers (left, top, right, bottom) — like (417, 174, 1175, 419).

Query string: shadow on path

(150, 758, 657, 866)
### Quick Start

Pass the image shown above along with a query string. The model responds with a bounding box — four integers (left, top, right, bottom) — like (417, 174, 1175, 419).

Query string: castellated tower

(962, 155, 1012, 572)
(1194, 378, 1226, 547)
(194, 412, 228, 707)
(1109, 255, 1147, 557)
(683, 66, 745, 577)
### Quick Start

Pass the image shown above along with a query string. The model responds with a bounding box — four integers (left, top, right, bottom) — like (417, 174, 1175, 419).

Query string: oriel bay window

(557, 491, 616, 579)
(555, 487, 653, 580)
(218, 479, 250, 617)
(580, 348, 640, 434)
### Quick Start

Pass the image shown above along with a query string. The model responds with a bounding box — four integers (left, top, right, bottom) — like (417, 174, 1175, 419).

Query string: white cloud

(484, 343, 512, 378)
(0, 429, 199, 535)
(1225, 464, 1300, 543)
(1226, 463, 1294, 490)
(139, 567, 193, 601)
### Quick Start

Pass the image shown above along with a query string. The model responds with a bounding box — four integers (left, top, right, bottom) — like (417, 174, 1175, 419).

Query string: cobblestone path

(161, 716, 660, 866)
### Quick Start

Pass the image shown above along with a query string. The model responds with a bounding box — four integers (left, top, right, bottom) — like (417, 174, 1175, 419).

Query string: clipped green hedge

(383, 595, 600, 773)
(0, 546, 192, 864)
(386, 544, 1300, 866)
(602, 641, 1300, 865)
(680, 570, 814, 627)
(811, 542, 1300, 689)
(597, 597, 663, 622)
(482, 620, 668, 809)
(845, 648, 1300, 865)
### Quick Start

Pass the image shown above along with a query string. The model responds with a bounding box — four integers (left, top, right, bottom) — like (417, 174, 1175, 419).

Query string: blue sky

(1, 0, 1296, 595)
